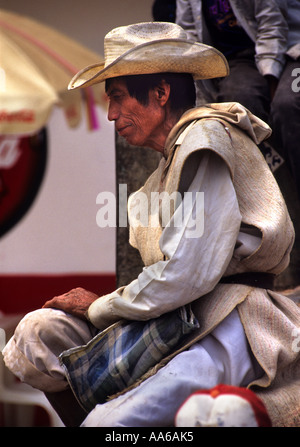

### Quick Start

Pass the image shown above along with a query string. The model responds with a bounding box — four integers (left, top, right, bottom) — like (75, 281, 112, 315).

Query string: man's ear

(154, 80, 171, 106)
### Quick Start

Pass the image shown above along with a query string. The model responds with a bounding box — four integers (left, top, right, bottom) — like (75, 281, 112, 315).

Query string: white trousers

(3, 307, 263, 427)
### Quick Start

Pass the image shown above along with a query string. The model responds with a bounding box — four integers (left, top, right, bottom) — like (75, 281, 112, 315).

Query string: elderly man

(3, 22, 300, 427)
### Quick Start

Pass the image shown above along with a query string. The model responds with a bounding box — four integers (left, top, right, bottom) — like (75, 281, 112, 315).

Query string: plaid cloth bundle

(59, 305, 199, 412)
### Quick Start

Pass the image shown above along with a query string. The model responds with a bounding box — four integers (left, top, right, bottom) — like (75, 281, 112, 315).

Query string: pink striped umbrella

(0, 9, 107, 134)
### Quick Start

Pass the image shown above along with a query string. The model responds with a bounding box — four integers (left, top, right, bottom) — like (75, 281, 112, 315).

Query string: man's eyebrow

(106, 88, 122, 97)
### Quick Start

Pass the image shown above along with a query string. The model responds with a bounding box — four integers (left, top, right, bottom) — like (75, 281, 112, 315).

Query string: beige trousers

(3, 308, 98, 393)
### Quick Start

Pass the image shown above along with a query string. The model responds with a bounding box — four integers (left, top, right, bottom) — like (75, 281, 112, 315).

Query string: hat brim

(68, 39, 229, 90)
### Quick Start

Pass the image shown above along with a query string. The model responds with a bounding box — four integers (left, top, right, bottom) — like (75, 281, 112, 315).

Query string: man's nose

(107, 103, 119, 121)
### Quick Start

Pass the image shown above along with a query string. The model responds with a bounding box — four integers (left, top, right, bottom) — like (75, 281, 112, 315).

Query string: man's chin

(117, 130, 145, 148)
(122, 135, 141, 147)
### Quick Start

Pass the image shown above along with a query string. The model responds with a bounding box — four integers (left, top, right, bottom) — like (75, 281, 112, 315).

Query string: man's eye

(110, 93, 123, 101)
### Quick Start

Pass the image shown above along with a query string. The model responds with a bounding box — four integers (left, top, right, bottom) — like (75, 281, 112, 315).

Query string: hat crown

(104, 22, 188, 67)
(69, 22, 229, 90)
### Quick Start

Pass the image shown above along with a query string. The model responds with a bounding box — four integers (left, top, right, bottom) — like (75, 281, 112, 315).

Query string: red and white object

(175, 384, 272, 427)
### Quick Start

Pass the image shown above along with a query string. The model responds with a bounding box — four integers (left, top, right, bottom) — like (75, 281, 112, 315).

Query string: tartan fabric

(59, 305, 199, 412)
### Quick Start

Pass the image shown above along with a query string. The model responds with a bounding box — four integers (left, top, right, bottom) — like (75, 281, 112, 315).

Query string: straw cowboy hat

(68, 22, 229, 90)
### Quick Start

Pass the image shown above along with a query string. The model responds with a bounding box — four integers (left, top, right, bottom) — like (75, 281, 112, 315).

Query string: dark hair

(105, 72, 196, 113)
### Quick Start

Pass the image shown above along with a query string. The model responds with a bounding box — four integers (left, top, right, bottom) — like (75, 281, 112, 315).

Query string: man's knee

(14, 308, 69, 343)
(11, 307, 95, 359)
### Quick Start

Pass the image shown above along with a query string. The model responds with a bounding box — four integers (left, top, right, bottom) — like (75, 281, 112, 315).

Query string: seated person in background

(176, 0, 300, 194)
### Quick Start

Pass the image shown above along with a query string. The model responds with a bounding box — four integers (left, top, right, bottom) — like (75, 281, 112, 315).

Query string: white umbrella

(0, 9, 107, 134)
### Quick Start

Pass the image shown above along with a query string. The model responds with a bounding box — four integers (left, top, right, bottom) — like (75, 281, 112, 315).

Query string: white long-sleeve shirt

(88, 151, 261, 330)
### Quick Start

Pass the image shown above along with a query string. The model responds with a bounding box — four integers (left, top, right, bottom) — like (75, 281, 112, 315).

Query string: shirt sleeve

(88, 151, 242, 330)
(176, 0, 199, 42)
(252, 0, 288, 78)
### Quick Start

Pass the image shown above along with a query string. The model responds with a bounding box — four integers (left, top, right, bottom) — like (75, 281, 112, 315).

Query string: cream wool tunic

(88, 102, 300, 426)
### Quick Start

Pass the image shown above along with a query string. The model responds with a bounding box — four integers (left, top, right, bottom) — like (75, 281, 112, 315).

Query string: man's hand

(42, 287, 99, 320)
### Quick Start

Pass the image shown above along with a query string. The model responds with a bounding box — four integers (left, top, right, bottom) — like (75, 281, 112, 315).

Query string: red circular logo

(0, 128, 47, 238)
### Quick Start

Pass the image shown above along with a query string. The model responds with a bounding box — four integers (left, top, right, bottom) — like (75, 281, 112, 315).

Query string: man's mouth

(117, 124, 131, 135)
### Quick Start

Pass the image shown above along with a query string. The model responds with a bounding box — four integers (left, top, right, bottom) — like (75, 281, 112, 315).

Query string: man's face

(106, 78, 165, 150)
